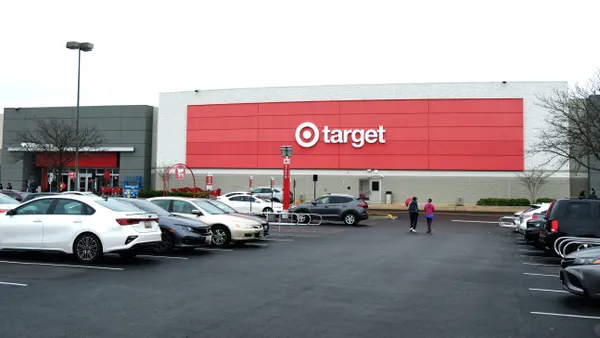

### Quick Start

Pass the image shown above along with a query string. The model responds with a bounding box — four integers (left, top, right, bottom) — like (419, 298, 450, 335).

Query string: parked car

(147, 197, 265, 247)
(0, 195, 162, 263)
(219, 191, 251, 199)
(559, 247, 600, 298)
(289, 193, 369, 226)
(540, 198, 600, 256)
(21, 192, 60, 202)
(218, 194, 283, 215)
(61, 191, 97, 196)
(523, 211, 546, 246)
(0, 194, 21, 213)
(0, 190, 28, 202)
(114, 198, 212, 253)
(250, 187, 293, 204)
(206, 199, 269, 235)
(516, 203, 551, 233)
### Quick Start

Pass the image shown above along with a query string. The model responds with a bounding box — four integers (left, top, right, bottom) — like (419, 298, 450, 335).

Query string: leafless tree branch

(517, 166, 556, 203)
(153, 162, 172, 188)
(12, 117, 106, 185)
(531, 70, 600, 172)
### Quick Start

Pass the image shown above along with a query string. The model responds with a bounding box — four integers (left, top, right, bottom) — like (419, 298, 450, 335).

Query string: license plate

(144, 221, 152, 229)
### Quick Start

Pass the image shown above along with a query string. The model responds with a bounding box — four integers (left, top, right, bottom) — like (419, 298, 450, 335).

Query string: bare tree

(532, 70, 600, 172)
(13, 118, 106, 187)
(154, 162, 172, 189)
(517, 167, 554, 203)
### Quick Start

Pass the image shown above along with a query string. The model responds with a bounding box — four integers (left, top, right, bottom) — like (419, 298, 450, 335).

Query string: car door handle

(73, 220, 83, 223)
(33, 220, 42, 223)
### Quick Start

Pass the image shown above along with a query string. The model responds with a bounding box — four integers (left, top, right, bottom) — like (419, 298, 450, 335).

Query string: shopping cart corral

(498, 216, 520, 228)
(553, 236, 600, 258)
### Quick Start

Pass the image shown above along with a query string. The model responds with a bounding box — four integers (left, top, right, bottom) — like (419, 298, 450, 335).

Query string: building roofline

(159, 80, 569, 95)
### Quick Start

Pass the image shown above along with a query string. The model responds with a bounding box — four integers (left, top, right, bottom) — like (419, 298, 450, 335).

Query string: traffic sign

(206, 174, 213, 190)
(175, 164, 185, 180)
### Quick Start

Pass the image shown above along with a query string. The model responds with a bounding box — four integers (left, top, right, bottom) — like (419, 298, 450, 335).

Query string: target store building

(155, 82, 573, 204)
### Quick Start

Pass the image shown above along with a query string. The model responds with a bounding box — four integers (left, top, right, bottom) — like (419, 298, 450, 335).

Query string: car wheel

(155, 229, 174, 253)
(74, 233, 103, 263)
(212, 225, 230, 247)
(342, 212, 358, 226)
(262, 207, 273, 215)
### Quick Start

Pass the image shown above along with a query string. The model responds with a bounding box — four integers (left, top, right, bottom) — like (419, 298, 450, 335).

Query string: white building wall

(156, 81, 568, 174)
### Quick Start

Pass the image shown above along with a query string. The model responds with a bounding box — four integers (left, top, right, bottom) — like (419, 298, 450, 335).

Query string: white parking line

(531, 311, 600, 320)
(528, 288, 568, 294)
(0, 260, 123, 271)
(196, 248, 234, 252)
(451, 220, 498, 224)
(523, 273, 558, 278)
(137, 255, 188, 260)
(0, 281, 28, 287)
(245, 243, 268, 247)
(522, 262, 557, 267)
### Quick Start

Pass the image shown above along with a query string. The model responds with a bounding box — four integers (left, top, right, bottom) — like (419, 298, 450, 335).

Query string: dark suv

(289, 194, 368, 225)
(540, 198, 600, 256)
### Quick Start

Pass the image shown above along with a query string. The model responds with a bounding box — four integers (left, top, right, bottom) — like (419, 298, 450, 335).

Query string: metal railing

(498, 216, 519, 228)
(553, 236, 600, 257)
(259, 212, 324, 236)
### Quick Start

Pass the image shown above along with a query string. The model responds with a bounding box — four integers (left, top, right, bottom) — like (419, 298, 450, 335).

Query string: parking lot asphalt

(1, 215, 600, 337)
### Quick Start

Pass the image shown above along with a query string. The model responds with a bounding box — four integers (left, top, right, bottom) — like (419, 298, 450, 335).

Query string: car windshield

(208, 200, 238, 213)
(117, 199, 170, 216)
(0, 194, 20, 204)
(94, 198, 145, 213)
(193, 199, 226, 214)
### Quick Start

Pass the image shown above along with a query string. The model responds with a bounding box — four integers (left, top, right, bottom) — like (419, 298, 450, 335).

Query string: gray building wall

(166, 172, 569, 204)
(1, 105, 154, 190)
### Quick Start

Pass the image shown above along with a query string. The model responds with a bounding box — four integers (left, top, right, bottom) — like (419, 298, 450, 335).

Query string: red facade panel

(186, 98, 524, 170)
(36, 152, 118, 168)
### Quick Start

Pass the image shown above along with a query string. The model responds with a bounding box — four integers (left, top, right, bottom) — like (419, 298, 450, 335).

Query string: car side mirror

(192, 209, 202, 216)
(311, 201, 316, 205)
(6, 209, 15, 216)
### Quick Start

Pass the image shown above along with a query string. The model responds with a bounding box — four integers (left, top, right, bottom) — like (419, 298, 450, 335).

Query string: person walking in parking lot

(424, 198, 435, 234)
(408, 197, 419, 232)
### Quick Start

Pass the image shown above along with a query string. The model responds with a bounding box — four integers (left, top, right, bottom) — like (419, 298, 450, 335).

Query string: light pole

(66, 41, 93, 191)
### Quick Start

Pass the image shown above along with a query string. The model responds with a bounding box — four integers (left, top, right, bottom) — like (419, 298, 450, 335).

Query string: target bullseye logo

(295, 122, 320, 148)
(294, 122, 387, 148)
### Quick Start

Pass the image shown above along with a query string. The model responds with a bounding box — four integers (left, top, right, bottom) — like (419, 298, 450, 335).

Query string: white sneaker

(410, 228, 416, 233)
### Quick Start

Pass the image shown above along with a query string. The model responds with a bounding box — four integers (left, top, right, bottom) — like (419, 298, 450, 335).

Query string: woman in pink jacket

(424, 198, 435, 234)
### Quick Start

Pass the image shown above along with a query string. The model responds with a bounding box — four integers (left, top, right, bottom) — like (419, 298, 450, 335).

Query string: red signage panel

(36, 152, 118, 168)
(186, 98, 524, 171)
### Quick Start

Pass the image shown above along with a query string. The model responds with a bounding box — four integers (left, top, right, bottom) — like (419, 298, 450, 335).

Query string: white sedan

(0, 195, 162, 263)
(218, 194, 283, 214)
(0, 194, 21, 213)
(147, 197, 264, 247)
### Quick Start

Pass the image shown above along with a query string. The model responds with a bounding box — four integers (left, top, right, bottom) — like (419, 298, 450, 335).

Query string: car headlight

(235, 223, 253, 229)
(573, 258, 600, 266)
(175, 225, 194, 232)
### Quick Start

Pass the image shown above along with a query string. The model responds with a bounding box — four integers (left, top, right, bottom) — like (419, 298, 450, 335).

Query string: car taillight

(551, 220, 559, 233)
(358, 203, 367, 208)
(546, 200, 556, 217)
(116, 218, 158, 226)
(0, 209, 8, 213)
(532, 214, 537, 219)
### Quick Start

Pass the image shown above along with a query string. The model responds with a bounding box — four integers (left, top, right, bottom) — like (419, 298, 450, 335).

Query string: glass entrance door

(79, 173, 92, 192)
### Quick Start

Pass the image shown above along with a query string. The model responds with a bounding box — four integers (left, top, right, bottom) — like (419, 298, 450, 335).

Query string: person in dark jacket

(591, 188, 598, 199)
(579, 190, 586, 199)
(408, 197, 419, 233)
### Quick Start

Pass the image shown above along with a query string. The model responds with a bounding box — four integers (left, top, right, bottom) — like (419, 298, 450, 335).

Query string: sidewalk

(368, 203, 524, 216)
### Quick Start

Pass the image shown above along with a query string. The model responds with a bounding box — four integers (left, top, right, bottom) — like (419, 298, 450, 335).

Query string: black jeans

(426, 217, 433, 231)
(409, 212, 418, 229)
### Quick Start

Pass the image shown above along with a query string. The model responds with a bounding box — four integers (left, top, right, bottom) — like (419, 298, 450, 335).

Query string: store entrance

(56, 169, 120, 192)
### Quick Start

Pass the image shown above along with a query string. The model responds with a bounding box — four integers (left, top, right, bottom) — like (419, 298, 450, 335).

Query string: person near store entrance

(424, 198, 435, 234)
(408, 197, 419, 233)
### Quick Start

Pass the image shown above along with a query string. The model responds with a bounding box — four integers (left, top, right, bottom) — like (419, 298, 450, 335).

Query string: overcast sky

(1, 0, 599, 110)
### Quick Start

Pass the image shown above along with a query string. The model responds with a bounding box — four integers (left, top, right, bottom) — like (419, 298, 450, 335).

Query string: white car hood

(203, 213, 260, 226)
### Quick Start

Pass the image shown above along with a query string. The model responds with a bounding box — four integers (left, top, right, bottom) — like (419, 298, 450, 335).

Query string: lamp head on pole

(66, 41, 94, 52)
(280, 145, 293, 158)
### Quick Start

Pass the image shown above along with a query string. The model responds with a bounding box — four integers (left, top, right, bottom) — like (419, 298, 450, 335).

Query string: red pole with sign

(283, 158, 291, 211)
(206, 174, 213, 199)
